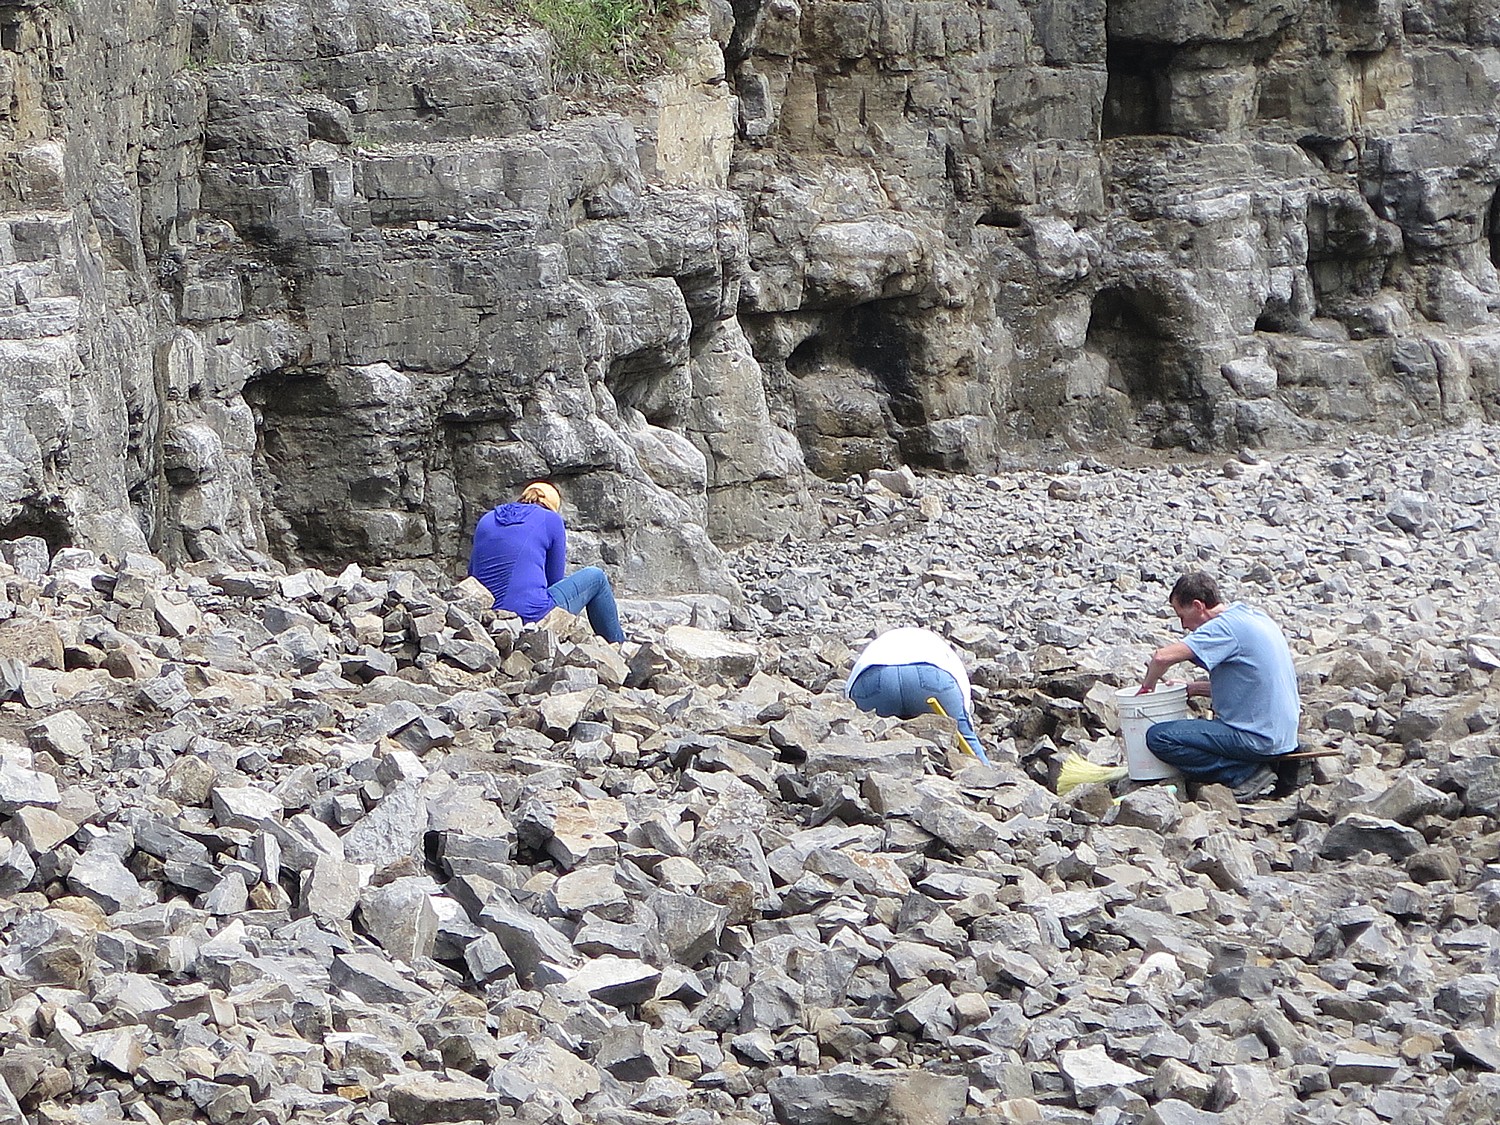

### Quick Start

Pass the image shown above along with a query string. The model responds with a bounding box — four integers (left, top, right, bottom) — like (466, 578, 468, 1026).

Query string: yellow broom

(926, 696, 975, 757)
(1056, 752, 1129, 796)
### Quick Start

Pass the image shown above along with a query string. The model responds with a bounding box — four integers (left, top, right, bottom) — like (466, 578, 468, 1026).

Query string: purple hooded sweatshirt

(467, 502, 566, 621)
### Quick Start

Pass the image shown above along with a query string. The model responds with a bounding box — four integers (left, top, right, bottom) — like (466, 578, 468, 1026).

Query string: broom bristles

(1056, 752, 1129, 796)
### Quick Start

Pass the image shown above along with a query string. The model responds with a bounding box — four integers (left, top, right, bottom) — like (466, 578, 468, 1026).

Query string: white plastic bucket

(1114, 684, 1190, 781)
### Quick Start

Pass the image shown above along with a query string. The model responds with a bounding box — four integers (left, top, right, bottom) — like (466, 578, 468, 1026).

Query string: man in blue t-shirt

(1137, 572, 1300, 799)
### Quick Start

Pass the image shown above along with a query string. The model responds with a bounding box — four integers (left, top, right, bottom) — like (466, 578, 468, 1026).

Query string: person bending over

(467, 481, 625, 643)
(846, 627, 990, 764)
(1139, 571, 1299, 798)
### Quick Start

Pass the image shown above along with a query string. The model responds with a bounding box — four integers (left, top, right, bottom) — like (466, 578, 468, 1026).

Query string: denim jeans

(848, 662, 990, 764)
(547, 566, 625, 643)
(1144, 718, 1287, 787)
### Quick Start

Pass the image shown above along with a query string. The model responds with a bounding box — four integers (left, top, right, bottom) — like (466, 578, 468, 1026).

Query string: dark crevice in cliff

(783, 303, 948, 478)
(977, 205, 1023, 229)
(1086, 287, 1191, 405)
(246, 370, 445, 570)
(606, 350, 688, 429)
(1102, 40, 1173, 138)
(0, 501, 72, 552)
(848, 307, 924, 433)
(1486, 188, 1500, 271)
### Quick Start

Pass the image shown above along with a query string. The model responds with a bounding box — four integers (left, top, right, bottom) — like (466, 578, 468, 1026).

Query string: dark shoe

(1272, 756, 1308, 797)
(1230, 766, 1278, 801)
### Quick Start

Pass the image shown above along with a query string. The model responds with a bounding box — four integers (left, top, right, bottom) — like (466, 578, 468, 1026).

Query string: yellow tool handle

(926, 696, 974, 756)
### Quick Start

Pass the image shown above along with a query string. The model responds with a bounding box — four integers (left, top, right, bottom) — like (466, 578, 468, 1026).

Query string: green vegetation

(518, 0, 685, 81)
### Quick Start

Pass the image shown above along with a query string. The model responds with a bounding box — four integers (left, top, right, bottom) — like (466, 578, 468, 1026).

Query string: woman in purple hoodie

(466, 482, 625, 642)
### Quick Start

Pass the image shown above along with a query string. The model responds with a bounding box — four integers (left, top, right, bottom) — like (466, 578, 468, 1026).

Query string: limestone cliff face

(730, 0, 1500, 473)
(0, 0, 801, 588)
(2, 0, 1498, 581)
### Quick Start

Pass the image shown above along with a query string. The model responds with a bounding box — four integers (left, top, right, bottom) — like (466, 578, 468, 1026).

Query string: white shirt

(845, 627, 974, 710)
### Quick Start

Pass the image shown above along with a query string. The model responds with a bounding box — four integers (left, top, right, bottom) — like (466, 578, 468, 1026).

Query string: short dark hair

(1170, 571, 1222, 608)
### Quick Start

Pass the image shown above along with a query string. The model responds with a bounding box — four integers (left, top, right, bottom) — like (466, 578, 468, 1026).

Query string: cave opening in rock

(1255, 295, 1298, 334)
(605, 344, 686, 429)
(784, 304, 932, 477)
(1487, 185, 1500, 270)
(1085, 287, 1186, 402)
(848, 305, 925, 430)
(1102, 37, 1174, 138)
(0, 501, 71, 552)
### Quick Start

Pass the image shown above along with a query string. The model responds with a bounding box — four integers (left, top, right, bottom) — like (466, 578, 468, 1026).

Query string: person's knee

(1145, 722, 1187, 757)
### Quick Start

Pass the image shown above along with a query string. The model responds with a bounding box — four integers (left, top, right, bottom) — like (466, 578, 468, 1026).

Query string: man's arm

(1139, 641, 1196, 693)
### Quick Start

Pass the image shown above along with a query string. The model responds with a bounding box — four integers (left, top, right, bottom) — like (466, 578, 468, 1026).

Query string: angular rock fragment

(383, 1073, 501, 1124)
(1058, 1045, 1151, 1108)
(768, 1069, 968, 1125)
(1320, 815, 1424, 860)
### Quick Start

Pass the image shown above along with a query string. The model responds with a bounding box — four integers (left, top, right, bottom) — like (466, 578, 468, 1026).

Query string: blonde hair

(519, 481, 562, 512)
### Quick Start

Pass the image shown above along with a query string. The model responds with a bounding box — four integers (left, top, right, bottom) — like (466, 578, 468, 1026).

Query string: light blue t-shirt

(1185, 602, 1300, 752)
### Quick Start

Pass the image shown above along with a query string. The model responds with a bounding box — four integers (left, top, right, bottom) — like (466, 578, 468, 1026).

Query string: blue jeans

(848, 663, 989, 764)
(1145, 719, 1287, 787)
(547, 567, 624, 643)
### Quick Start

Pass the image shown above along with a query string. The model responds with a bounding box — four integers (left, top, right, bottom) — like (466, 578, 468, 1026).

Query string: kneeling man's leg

(1145, 719, 1272, 787)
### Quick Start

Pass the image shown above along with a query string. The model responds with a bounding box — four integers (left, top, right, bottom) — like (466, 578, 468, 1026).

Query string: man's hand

(1137, 677, 1181, 695)
(1139, 641, 1196, 694)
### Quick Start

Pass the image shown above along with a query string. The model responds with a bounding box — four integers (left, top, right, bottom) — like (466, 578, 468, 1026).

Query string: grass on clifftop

(518, 0, 686, 81)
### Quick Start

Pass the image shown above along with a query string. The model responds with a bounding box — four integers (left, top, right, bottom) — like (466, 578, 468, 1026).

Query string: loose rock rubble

(3, 428, 1500, 1125)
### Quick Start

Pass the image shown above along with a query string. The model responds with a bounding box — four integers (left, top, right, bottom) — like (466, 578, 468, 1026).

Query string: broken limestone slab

(0, 758, 61, 813)
(517, 793, 628, 869)
(803, 735, 927, 776)
(491, 1038, 601, 1106)
(28, 710, 94, 763)
(663, 625, 760, 685)
(477, 891, 579, 981)
(0, 616, 65, 670)
(1, 536, 50, 580)
(383, 1072, 501, 1124)
(154, 592, 205, 638)
(648, 889, 728, 965)
(428, 784, 515, 853)
(1320, 815, 1424, 860)
(0, 840, 36, 895)
(330, 952, 433, 1006)
(210, 785, 284, 831)
(301, 854, 365, 922)
(546, 865, 629, 920)
(358, 877, 440, 962)
(558, 954, 662, 1008)
(66, 849, 152, 913)
(767, 1068, 969, 1125)
(1058, 1044, 1152, 1108)
(11, 804, 75, 851)
(1327, 1050, 1401, 1086)
(341, 781, 428, 868)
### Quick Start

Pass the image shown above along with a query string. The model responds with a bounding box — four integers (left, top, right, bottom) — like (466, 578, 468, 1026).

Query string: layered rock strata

(727, 0, 1500, 471)
(6, 0, 1500, 578)
(0, 0, 809, 581)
